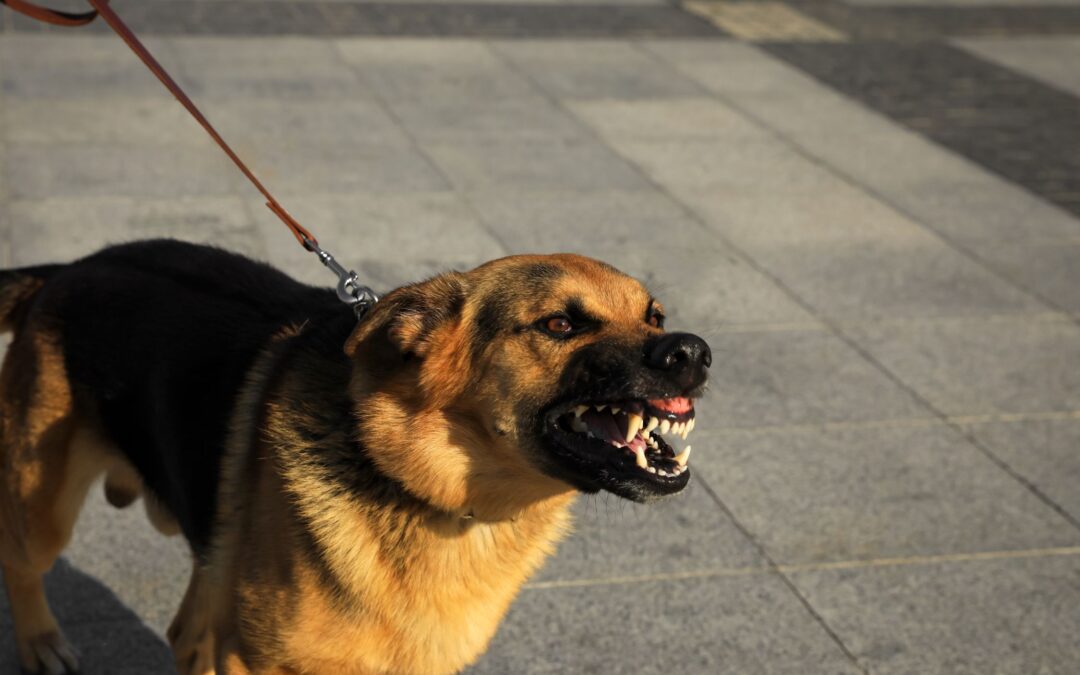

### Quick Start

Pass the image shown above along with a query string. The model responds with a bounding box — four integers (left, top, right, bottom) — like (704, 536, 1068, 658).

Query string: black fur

(24, 239, 354, 556)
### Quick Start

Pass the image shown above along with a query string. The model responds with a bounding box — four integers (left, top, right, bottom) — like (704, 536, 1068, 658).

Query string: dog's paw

(18, 630, 79, 675)
(169, 622, 215, 675)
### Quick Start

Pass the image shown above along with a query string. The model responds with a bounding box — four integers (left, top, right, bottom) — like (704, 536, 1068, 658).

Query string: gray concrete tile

(199, 98, 412, 148)
(7, 196, 260, 266)
(467, 188, 816, 326)
(5, 143, 243, 200)
(963, 418, 1080, 523)
(534, 484, 761, 583)
(698, 328, 929, 429)
(846, 316, 1080, 416)
(0, 559, 176, 675)
(255, 191, 505, 288)
(568, 96, 772, 142)
(491, 40, 702, 100)
(383, 97, 587, 144)
(236, 140, 450, 194)
(469, 187, 703, 250)
(646, 40, 1080, 246)
(976, 240, 1080, 313)
(4, 98, 202, 145)
(336, 39, 535, 102)
(424, 140, 650, 192)
(959, 36, 1080, 99)
(65, 489, 191, 636)
(789, 555, 1080, 675)
(694, 425, 1079, 565)
(171, 36, 364, 100)
(0, 34, 182, 99)
(471, 574, 861, 675)
(749, 237, 1044, 321)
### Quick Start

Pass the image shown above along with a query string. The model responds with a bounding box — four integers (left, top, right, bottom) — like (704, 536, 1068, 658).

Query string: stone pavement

(2, 0, 1080, 673)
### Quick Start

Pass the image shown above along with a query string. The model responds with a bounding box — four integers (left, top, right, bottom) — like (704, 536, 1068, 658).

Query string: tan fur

(0, 254, 665, 675)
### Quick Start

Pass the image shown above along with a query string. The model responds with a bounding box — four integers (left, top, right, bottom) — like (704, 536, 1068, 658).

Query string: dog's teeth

(595, 404, 607, 412)
(674, 445, 692, 468)
(634, 447, 648, 470)
(570, 417, 588, 433)
(587, 431, 596, 439)
(659, 419, 671, 435)
(687, 418, 695, 434)
(611, 406, 622, 415)
(573, 405, 588, 418)
(647, 466, 657, 474)
(645, 416, 660, 435)
(625, 413, 644, 443)
(681, 424, 691, 441)
(673, 422, 683, 438)
(646, 435, 659, 449)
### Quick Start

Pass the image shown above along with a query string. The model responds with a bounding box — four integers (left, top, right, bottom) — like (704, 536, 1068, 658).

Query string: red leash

(1, 0, 379, 315)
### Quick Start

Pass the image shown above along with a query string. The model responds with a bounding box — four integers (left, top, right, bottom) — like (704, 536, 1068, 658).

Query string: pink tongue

(648, 397, 693, 414)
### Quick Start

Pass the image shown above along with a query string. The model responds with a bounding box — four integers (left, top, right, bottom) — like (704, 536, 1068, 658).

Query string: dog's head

(346, 255, 709, 518)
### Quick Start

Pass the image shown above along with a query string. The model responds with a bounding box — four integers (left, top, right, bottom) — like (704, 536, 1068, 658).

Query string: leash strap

(0, 0, 379, 317)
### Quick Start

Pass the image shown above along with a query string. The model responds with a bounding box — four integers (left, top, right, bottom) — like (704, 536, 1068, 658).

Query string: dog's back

(0, 239, 344, 553)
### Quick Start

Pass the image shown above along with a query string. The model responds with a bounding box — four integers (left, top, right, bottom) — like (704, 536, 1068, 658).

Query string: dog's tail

(0, 265, 62, 333)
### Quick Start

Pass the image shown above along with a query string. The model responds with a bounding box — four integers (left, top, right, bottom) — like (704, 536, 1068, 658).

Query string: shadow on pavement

(0, 558, 176, 674)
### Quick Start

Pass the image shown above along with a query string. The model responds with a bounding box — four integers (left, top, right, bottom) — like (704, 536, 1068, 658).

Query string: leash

(0, 0, 379, 318)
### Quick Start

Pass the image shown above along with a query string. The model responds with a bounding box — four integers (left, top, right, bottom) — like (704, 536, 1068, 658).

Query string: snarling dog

(0, 239, 710, 674)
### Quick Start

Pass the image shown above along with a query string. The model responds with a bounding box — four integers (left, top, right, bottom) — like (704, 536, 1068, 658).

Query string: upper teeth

(625, 413, 643, 443)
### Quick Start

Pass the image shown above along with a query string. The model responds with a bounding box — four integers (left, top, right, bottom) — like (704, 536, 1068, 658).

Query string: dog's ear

(345, 273, 467, 362)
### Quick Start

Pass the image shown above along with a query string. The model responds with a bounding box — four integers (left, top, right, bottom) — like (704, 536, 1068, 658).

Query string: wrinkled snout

(645, 332, 711, 391)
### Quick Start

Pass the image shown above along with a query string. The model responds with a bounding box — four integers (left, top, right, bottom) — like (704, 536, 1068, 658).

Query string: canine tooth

(659, 420, 671, 435)
(645, 416, 660, 435)
(634, 447, 648, 470)
(674, 445, 692, 467)
(625, 413, 644, 443)
(574, 405, 588, 418)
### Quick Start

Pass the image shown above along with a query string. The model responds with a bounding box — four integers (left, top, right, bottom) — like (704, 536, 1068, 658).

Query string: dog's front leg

(168, 560, 217, 675)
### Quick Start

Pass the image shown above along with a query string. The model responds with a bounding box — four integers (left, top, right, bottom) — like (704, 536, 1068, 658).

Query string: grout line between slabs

(524, 544, 1080, 591)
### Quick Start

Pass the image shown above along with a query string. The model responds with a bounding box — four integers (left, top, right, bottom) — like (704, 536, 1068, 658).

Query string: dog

(0, 239, 710, 674)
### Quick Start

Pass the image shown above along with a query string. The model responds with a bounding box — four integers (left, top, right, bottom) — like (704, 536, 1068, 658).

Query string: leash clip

(304, 236, 379, 320)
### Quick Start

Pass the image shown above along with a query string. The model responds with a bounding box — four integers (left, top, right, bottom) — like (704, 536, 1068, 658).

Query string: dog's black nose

(645, 333, 711, 389)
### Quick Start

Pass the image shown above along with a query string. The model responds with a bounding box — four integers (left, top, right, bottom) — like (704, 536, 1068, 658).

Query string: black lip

(535, 399, 691, 502)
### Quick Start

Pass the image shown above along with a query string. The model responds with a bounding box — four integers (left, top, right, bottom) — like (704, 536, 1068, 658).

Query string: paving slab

(534, 482, 761, 583)
(958, 36, 1080, 98)
(975, 240, 1080, 313)
(788, 554, 1080, 675)
(846, 315, 1080, 416)
(744, 236, 1044, 321)
(380, 96, 588, 144)
(170, 35, 365, 100)
(567, 96, 772, 142)
(4, 143, 244, 200)
(491, 40, 704, 100)
(471, 573, 861, 675)
(696, 328, 929, 429)
(7, 196, 262, 266)
(0, 559, 176, 674)
(693, 424, 1079, 565)
(253, 190, 506, 288)
(645, 40, 1080, 246)
(0, 34, 182, 99)
(961, 418, 1080, 523)
(424, 139, 651, 192)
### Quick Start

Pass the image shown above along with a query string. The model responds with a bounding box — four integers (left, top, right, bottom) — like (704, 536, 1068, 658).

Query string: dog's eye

(648, 312, 665, 329)
(544, 316, 574, 335)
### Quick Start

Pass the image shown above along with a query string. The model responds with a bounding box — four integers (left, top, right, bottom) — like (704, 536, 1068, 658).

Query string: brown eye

(648, 313, 664, 328)
(546, 316, 573, 334)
